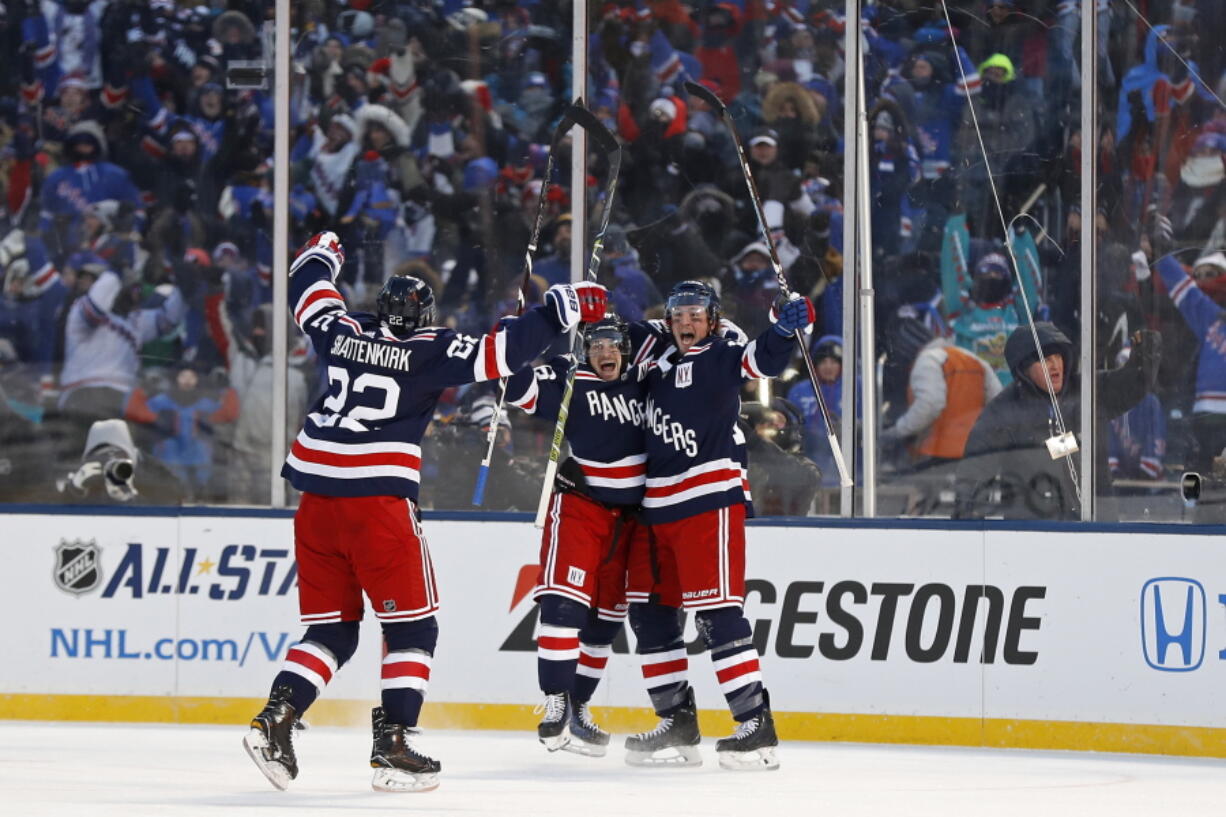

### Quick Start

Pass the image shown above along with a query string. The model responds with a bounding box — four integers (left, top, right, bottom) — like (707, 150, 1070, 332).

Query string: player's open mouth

(598, 360, 617, 374)
(680, 332, 695, 344)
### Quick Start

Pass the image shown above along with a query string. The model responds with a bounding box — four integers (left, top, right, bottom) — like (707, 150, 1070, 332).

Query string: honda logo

(1140, 578, 1206, 672)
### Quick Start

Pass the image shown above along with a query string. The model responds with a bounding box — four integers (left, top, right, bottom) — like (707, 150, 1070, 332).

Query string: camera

(226, 61, 269, 90)
(1045, 431, 1079, 460)
(104, 457, 135, 486)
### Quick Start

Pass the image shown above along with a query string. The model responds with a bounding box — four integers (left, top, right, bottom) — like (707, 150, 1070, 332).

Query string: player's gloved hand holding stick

(684, 79, 852, 487)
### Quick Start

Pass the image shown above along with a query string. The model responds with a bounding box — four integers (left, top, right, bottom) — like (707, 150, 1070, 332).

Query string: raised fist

(544, 282, 608, 329)
(290, 231, 345, 281)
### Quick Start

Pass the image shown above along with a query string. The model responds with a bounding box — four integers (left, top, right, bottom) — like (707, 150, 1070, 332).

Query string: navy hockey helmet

(377, 274, 436, 337)
(664, 279, 721, 327)
(583, 314, 631, 359)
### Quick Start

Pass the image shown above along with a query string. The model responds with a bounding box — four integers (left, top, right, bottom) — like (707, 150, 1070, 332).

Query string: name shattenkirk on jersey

(330, 334, 413, 371)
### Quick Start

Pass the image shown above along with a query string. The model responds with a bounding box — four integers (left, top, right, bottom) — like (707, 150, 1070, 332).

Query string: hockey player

(623, 280, 813, 771)
(505, 315, 647, 757)
(242, 232, 607, 793)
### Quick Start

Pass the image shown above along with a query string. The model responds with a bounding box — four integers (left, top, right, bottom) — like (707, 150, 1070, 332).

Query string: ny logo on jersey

(567, 566, 586, 586)
(675, 362, 693, 389)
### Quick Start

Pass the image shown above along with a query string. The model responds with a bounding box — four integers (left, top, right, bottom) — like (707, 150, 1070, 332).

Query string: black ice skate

(370, 706, 441, 793)
(535, 691, 572, 752)
(564, 700, 610, 757)
(242, 685, 299, 790)
(624, 687, 702, 767)
(715, 693, 779, 771)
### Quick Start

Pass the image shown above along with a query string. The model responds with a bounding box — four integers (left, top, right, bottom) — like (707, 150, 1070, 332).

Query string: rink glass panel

(863, 3, 1085, 521)
(1093, 3, 1226, 523)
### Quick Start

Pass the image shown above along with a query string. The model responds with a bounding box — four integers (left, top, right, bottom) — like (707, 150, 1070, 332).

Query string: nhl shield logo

(53, 539, 102, 596)
(383, 599, 398, 613)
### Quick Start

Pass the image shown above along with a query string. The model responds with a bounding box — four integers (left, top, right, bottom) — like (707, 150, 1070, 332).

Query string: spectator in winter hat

(308, 114, 360, 217)
(533, 214, 572, 287)
(731, 126, 814, 218)
(40, 121, 145, 255)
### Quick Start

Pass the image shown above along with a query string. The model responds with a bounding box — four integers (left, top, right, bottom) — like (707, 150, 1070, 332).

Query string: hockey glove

(290, 231, 345, 282)
(772, 293, 816, 336)
(544, 282, 608, 329)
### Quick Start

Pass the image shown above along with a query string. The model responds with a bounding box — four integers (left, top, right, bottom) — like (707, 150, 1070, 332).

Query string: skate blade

(624, 744, 702, 768)
(539, 731, 571, 752)
(717, 745, 780, 771)
(242, 730, 291, 791)
(371, 767, 440, 793)
(561, 736, 608, 758)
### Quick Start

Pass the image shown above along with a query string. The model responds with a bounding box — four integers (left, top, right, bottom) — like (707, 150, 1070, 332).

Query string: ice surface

(0, 721, 1222, 816)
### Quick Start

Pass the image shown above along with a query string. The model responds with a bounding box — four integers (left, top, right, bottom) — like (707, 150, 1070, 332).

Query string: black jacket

(953, 322, 1148, 520)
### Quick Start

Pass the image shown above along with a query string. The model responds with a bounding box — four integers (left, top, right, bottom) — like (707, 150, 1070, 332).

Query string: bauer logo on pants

(53, 539, 102, 596)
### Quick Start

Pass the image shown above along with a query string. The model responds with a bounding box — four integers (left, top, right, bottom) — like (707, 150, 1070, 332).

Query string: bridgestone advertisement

(4, 514, 1224, 740)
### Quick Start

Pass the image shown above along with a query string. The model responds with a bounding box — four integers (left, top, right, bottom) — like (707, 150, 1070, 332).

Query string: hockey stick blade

(683, 80, 726, 115)
(565, 104, 619, 155)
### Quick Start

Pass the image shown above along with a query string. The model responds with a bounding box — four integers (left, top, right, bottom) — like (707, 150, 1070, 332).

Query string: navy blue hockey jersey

(507, 358, 648, 506)
(283, 257, 564, 499)
(641, 329, 793, 524)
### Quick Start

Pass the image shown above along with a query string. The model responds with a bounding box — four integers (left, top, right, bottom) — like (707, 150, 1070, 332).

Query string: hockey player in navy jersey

(242, 232, 607, 793)
(624, 280, 814, 771)
(505, 315, 648, 757)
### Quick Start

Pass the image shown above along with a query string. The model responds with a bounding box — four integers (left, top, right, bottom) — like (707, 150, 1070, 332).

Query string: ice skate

(564, 700, 610, 757)
(370, 707, 441, 793)
(715, 694, 779, 771)
(242, 685, 299, 790)
(624, 687, 702, 767)
(535, 692, 572, 752)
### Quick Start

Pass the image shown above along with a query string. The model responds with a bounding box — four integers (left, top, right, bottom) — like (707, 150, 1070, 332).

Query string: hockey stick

(684, 80, 853, 487)
(533, 106, 623, 528)
(472, 103, 585, 505)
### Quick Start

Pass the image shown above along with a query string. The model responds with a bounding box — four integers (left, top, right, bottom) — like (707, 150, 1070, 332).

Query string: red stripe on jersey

(382, 661, 430, 680)
(642, 657, 688, 679)
(295, 287, 342, 323)
(290, 440, 421, 471)
(520, 393, 538, 412)
(579, 462, 647, 479)
(287, 648, 334, 684)
(537, 635, 580, 651)
(482, 332, 500, 379)
(741, 356, 757, 378)
(646, 467, 743, 499)
(716, 657, 760, 685)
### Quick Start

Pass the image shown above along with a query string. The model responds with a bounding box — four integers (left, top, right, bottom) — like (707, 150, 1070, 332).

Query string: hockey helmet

(583, 314, 631, 361)
(377, 274, 436, 337)
(665, 279, 721, 327)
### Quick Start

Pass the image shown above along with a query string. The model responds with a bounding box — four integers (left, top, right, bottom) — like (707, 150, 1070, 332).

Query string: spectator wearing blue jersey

(126, 364, 239, 500)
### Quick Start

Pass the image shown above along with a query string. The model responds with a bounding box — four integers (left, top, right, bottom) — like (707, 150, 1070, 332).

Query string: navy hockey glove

(772, 293, 816, 336)
(544, 282, 608, 329)
(290, 231, 345, 282)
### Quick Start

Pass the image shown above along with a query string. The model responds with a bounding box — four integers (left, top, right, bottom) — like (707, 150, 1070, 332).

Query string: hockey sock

(696, 607, 764, 721)
(574, 616, 622, 704)
(537, 595, 587, 695)
(272, 621, 360, 714)
(381, 617, 439, 727)
(629, 601, 690, 716)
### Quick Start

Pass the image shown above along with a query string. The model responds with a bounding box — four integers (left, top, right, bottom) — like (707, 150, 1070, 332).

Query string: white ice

(1, 721, 1222, 816)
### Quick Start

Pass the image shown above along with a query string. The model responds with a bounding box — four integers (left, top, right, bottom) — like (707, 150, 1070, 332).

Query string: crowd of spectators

(0, 0, 1224, 521)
